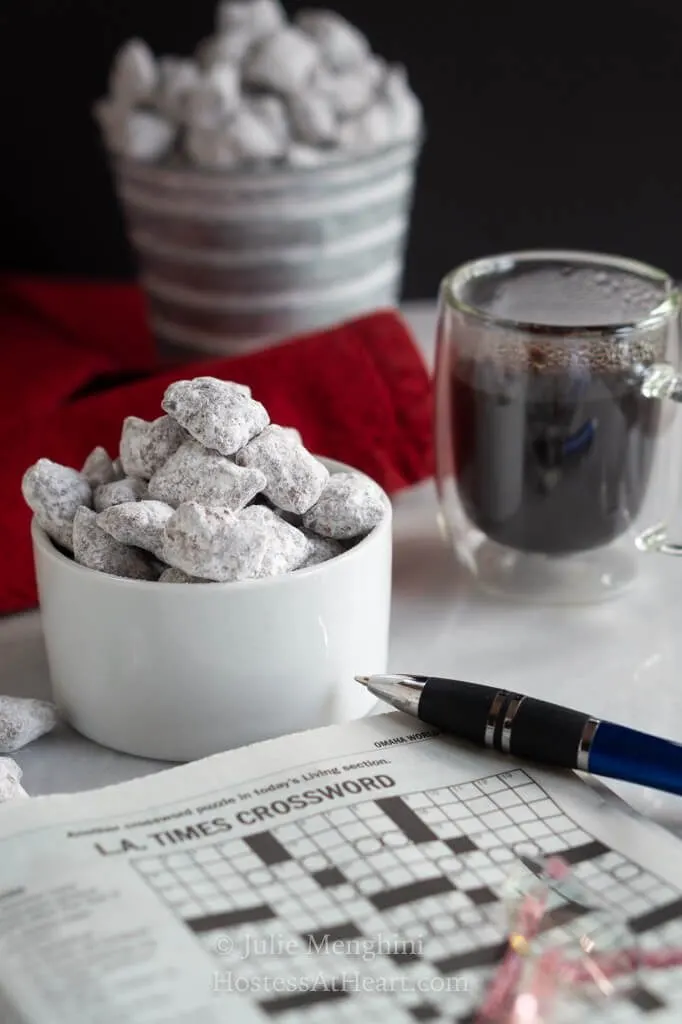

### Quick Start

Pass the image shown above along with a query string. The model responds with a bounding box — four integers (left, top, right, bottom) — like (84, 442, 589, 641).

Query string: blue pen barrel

(589, 721, 682, 796)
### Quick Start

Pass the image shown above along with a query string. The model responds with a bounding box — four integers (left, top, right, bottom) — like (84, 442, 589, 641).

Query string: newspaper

(1, 711, 682, 1023)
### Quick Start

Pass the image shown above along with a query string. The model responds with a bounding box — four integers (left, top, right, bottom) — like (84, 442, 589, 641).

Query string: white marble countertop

(4, 303, 682, 835)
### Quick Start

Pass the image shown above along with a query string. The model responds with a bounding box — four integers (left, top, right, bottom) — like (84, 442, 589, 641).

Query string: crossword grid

(134, 770, 682, 1023)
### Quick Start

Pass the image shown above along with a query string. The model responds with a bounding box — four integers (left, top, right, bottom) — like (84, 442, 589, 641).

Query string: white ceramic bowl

(32, 459, 391, 762)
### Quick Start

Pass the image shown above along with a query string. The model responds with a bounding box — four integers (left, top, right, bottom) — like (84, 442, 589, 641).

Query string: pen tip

(355, 676, 371, 686)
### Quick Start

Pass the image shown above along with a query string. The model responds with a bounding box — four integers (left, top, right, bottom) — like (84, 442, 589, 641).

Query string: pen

(355, 674, 682, 797)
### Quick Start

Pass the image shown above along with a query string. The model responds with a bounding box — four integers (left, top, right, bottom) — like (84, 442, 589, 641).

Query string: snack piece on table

(302, 471, 385, 539)
(296, 9, 370, 71)
(119, 414, 187, 480)
(235, 425, 328, 514)
(0, 758, 28, 802)
(22, 458, 92, 553)
(159, 567, 208, 584)
(81, 447, 118, 488)
(149, 439, 266, 510)
(0, 696, 59, 754)
(94, 477, 149, 513)
(73, 507, 158, 580)
(162, 377, 267, 456)
(98, 501, 175, 560)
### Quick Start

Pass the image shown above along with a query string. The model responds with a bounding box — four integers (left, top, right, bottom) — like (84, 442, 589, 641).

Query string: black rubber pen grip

(418, 677, 592, 769)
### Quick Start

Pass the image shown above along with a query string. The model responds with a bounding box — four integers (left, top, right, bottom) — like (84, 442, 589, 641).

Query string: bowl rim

(31, 458, 392, 593)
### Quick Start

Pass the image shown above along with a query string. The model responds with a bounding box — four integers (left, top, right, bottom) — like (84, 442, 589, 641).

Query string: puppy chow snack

(299, 528, 345, 568)
(81, 447, 118, 488)
(98, 501, 175, 560)
(0, 696, 59, 754)
(0, 758, 28, 802)
(120, 414, 187, 480)
(235, 425, 328, 514)
(238, 505, 309, 576)
(94, 102, 176, 163)
(302, 471, 385, 539)
(109, 38, 158, 106)
(296, 9, 370, 71)
(94, 476, 149, 512)
(73, 507, 158, 580)
(149, 439, 266, 510)
(94, 6, 421, 170)
(217, 0, 285, 37)
(22, 374, 385, 583)
(163, 502, 264, 582)
(162, 377, 267, 456)
(159, 567, 208, 584)
(22, 458, 92, 552)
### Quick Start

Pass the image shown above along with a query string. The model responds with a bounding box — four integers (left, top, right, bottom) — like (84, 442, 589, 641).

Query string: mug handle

(633, 362, 682, 555)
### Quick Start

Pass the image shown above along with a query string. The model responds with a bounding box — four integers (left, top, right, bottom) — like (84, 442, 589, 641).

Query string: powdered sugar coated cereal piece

(195, 32, 254, 70)
(224, 104, 289, 161)
(162, 377, 267, 456)
(0, 758, 28, 802)
(381, 63, 422, 141)
(288, 90, 338, 146)
(73, 507, 157, 580)
(0, 696, 59, 754)
(302, 472, 385, 539)
(94, 477, 148, 513)
(22, 459, 92, 552)
(109, 38, 158, 105)
(316, 59, 382, 118)
(239, 505, 308, 575)
(287, 143, 326, 168)
(246, 95, 290, 149)
(81, 447, 118, 488)
(159, 567, 208, 584)
(217, 0, 285, 38)
(235, 425, 328, 514)
(296, 10, 370, 72)
(35, 514, 75, 553)
(186, 125, 240, 169)
(298, 529, 345, 568)
(155, 57, 201, 120)
(163, 502, 270, 582)
(149, 439, 266, 510)
(243, 27, 320, 96)
(338, 101, 393, 152)
(120, 414, 187, 480)
(95, 102, 175, 162)
(186, 65, 241, 129)
(98, 501, 175, 560)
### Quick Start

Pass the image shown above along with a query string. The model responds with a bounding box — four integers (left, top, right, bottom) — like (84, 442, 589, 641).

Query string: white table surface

(4, 303, 682, 834)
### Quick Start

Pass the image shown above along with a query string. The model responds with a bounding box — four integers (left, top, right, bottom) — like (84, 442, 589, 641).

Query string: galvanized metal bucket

(112, 140, 420, 358)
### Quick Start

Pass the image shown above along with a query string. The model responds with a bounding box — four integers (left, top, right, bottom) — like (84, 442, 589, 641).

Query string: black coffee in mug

(448, 264, 665, 555)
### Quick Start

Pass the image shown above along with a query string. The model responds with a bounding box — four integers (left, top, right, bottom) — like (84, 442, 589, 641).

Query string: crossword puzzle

(133, 770, 682, 1022)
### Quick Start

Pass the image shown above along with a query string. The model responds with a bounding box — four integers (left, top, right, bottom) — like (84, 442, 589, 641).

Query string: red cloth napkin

(0, 277, 434, 617)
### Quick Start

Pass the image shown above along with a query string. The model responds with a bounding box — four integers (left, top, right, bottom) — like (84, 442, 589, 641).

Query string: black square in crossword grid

(132, 770, 682, 1022)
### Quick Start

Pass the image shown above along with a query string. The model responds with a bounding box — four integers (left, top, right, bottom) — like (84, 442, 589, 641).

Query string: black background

(0, 0, 680, 299)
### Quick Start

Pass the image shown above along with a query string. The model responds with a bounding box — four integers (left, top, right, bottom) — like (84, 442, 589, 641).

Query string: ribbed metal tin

(113, 141, 420, 357)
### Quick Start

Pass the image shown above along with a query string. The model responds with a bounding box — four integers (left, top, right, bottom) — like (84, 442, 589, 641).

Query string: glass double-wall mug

(435, 250, 682, 602)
